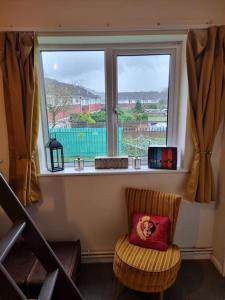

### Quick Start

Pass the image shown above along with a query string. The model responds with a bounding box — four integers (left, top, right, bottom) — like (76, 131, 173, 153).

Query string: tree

(118, 108, 135, 123)
(70, 112, 96, 125)
(45, 79, 73, 128)
(134, 112, 148, 121)
(133, 100, 144, 113)
(79, 113, 96, 124)
(48, 100, 71, 128)
(91, 110, 106, 123)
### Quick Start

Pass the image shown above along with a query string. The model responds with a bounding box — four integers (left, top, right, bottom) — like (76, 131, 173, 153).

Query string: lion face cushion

(129, 213, 171, 251)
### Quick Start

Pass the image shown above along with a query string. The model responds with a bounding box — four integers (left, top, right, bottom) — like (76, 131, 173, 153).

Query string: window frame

(38, 41, 182, 167)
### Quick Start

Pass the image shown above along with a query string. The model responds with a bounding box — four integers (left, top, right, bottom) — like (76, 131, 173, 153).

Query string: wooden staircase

(0, 173, 84, 300)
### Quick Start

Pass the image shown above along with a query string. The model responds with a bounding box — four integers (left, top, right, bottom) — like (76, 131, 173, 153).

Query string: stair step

(0, 222, 26, 263)
(0, 173, 83, 299)
(0, 262, 27, 300)
(38, 269, 59, 300)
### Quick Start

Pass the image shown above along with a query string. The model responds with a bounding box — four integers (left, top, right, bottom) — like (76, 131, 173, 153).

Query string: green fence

(49, 128, 123, 160)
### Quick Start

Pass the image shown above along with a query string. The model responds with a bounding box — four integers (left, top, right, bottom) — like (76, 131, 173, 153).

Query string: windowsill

(39, 166, 189, 177)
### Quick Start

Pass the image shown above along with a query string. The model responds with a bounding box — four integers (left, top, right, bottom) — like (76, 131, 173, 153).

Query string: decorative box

(148, 146, 177, 170)
(95, 156, 128, 169)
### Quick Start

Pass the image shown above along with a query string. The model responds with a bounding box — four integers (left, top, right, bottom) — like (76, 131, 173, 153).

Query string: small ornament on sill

(74, 157, 84, 171)
(132, 156, 142, 169)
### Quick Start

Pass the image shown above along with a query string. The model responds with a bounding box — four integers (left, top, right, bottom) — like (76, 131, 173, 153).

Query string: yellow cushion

(115, 235, 180, 273)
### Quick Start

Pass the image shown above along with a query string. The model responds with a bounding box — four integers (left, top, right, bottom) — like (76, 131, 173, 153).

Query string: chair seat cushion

(115, 235, 180, 272)
(116, 235, 180, 272)
(113, 235, 181, 292)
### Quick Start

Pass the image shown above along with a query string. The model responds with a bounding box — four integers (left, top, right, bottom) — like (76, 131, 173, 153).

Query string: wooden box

(95, 156, 128, 169)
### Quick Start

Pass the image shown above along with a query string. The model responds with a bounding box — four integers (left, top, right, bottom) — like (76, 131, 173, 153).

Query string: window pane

(41, 51, 106, 162)
(117, 54, 170, 157)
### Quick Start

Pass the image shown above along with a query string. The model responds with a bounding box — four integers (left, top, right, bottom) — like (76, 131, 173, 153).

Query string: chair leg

(113, 278, 125, 300)
(159, 290, 164, 300)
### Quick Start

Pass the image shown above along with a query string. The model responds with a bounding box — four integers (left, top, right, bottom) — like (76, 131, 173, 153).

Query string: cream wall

(212, 125, 225, 274)
(31, 173, 216, 251)
(0, 0, 225, 263)
(0, 0, 225, 31)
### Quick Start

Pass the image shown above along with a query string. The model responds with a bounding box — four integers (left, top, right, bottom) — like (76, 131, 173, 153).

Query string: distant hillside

(45, 78, 168, 102)
(44, 78, 100, 100)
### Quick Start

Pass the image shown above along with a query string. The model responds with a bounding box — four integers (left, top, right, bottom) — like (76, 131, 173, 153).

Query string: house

(0, 0, 225, 299)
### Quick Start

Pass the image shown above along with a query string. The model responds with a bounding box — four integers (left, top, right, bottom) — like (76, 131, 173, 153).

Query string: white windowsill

(39, 166, 189, 177)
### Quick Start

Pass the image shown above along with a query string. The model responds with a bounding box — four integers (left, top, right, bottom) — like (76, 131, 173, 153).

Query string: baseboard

(81, 247, 213, 263)
(211, 254, 224, 276)
(181, 247, 212, 260)
(82, 251, 114, 263)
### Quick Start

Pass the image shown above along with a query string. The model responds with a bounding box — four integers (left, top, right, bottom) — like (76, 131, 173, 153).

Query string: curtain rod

(0, 23, 214, 36)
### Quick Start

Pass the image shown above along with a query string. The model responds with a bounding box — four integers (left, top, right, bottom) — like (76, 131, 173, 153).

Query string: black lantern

(45, 138, 64, 172)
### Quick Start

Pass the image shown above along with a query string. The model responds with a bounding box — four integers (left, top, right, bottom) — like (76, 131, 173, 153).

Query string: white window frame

(38, 41, 182, 167)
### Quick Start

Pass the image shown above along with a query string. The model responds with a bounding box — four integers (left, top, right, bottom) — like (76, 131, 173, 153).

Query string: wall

(0, 0, 225, 31)
(0, 0, 225, 262)
(32, 173, 216, 251)
(212, 124, 225, 274)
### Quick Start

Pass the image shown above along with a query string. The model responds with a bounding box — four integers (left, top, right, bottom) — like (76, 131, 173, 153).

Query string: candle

(132, 156, 141, 169)
(74, 157, 84, 171)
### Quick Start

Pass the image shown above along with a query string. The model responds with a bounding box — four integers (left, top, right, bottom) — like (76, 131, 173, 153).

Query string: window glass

(117, 54, 170, 157)
(41, 51, 106, 162)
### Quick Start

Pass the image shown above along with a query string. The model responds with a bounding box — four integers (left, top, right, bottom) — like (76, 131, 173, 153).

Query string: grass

(148, 114, 167, 122)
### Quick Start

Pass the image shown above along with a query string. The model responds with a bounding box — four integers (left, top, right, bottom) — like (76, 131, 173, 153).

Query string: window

(41, 50, 106, 162)
(116, 52, 170, 157)
(39, 40, 181, 165)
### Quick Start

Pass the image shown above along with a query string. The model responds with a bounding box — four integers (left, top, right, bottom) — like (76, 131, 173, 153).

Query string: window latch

(114, 107, 118, 115)
(114, 107, 119, 123)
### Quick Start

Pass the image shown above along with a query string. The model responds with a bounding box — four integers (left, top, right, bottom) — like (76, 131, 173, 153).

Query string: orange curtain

(186, 26, 225, 203)
(0, 32, 41, 206)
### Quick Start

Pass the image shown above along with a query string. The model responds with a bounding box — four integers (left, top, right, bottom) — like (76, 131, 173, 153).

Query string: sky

(42, 51, 170, 93)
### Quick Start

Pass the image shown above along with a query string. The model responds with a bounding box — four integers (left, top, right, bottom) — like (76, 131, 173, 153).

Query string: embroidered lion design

(136, 216, 157, 240)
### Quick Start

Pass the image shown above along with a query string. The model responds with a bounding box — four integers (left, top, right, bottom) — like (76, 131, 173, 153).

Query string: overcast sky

(42, 51, 170, 93)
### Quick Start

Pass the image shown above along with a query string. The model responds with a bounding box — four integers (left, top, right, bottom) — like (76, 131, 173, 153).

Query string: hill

(45, 78, 168, 102)
(44, 78, 100, 100)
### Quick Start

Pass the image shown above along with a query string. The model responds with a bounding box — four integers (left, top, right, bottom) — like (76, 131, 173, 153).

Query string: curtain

(0, 32, 41, 206)
(186, 26, 225, 203)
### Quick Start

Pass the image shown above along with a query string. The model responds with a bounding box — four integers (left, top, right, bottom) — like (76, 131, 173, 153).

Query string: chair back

(126, 188, 181, 244)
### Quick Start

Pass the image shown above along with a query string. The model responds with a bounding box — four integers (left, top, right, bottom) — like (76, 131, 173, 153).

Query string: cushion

(129, 212, 170, 251)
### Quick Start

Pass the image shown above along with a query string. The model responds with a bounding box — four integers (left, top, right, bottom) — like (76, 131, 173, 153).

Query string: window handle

(114, 107, 118, 115)
(114, 107, 119, 123)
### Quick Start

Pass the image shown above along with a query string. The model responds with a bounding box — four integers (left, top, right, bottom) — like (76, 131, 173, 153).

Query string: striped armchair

(113, 188, 182, 300)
